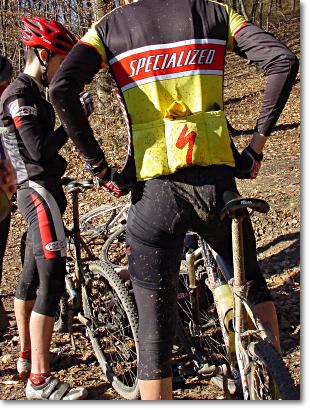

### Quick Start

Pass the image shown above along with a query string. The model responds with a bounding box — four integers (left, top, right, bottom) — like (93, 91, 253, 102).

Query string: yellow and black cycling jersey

(50, 0, 298, 184)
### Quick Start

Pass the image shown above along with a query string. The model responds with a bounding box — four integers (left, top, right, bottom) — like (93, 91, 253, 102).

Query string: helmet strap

(34, 48, 51, 87)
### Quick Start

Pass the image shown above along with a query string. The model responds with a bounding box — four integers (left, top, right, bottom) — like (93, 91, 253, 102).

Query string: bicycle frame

(105, 203, 130, 233)
(62, 181, 97, 349)
(183, 200, 273, 398)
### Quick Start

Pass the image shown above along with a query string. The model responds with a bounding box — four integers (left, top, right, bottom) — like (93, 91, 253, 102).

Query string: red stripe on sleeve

(232, 20, 249, 41)
(13, 116, 22, 129)
(30, 193, 57, 259)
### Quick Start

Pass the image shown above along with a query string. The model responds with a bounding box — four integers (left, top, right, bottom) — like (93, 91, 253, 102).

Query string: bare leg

(14, 298, 35, 351)
(139, 377, 172, 400)
(254, 301, 281, 354)
(29, 311, 54, 373)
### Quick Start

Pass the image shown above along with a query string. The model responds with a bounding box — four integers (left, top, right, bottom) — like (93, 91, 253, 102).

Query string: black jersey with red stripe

(0, 73, 68, 186)
(50, 0, 299, 182)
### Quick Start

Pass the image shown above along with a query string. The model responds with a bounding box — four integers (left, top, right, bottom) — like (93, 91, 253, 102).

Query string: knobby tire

(247, 340, 299, 400)
(82, 260, 139, 400)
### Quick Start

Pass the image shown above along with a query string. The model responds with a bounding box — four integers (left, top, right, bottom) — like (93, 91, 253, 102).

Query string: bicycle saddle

(220, 191, 269, 220)
(62, 178, 94, 193)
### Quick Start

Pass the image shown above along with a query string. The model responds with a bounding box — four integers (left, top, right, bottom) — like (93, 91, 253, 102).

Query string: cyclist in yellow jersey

(50, 0, 299, 399)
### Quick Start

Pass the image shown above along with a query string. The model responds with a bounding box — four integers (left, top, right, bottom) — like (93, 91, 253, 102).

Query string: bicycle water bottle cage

(220, 191, 269, 221)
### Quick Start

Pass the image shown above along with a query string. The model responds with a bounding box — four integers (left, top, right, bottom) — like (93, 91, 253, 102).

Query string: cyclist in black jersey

(0, 53, 15, 337)
(50, 0, 299, 400)
(0, 18, 88, 400)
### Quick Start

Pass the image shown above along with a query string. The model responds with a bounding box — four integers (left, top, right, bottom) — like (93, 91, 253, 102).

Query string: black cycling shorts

(126, 165, 272, 380)
(15, 179, 67, 316)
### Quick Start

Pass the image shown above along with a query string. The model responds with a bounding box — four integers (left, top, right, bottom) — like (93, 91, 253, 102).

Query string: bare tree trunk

(88, 1, 116, 110)
(231, 0, 237, 10)
(259, 0, 264, 28)
(250, 0, 260, 23)
(266, 0, 274, 31)
(90, 0, 106, 20)
(238, 0, 249, 19)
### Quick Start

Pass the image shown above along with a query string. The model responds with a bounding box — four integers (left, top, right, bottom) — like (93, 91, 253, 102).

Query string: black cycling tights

(126, 166, 272, 380)
(129, 241, 182, 380)
(15, 229, 66, 316)
(16, 181, 67, 317)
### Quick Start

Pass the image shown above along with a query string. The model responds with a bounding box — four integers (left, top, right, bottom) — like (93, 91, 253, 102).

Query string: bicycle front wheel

(80, 204, 127, 243)
(247, 340, 299, 400)
(100, 224, 128, 269)
(82, 260, 139, 400)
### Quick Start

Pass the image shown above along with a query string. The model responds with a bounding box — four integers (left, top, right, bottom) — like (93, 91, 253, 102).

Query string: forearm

(255, 67, 299, 136)
(47, 126, 69, 154)
(50, 43, 105, 166)
(234, 23, 299, 138)
(249, 132, 267, 154)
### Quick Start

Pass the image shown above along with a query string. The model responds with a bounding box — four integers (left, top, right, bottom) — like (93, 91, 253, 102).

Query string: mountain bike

(54, 178, 139, 400)
(176, 191, 299, 399)
(97, 192, 299, 400)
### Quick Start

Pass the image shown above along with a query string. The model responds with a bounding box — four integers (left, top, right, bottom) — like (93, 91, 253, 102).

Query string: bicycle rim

(82, 260, 139, 400)
(100, 224, 128, 268)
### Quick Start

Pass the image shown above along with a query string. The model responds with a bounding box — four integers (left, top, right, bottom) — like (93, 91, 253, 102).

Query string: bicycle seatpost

(221, 192, 248, 348)
(221, 191, 248, 299)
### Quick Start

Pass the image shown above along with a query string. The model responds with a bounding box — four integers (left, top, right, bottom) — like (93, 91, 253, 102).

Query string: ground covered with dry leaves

(0, 18, 300, 401)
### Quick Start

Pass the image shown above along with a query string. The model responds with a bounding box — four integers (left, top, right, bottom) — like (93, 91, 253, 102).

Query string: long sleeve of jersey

(233, 23, 299, 136)
(50, 43, 105, 166)
(3, 94, 68, 163)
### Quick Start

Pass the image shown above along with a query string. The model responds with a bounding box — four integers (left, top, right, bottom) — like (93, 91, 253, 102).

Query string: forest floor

(0, 17, 301, 401)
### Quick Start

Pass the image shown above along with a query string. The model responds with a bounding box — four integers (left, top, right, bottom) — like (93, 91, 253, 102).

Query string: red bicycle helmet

(21, 17, 77, 55)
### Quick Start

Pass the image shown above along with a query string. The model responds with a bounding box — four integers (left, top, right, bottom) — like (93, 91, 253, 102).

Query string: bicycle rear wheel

(177, 261, 231, 365)
(247, 340, 299, 400)
(82, 260, 139, 400)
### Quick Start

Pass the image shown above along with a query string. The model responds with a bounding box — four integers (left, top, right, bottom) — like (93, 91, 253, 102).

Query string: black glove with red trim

(85, 160, 131, 198)
(98, 167, 131, 198)
(235, 145, 263, 179)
